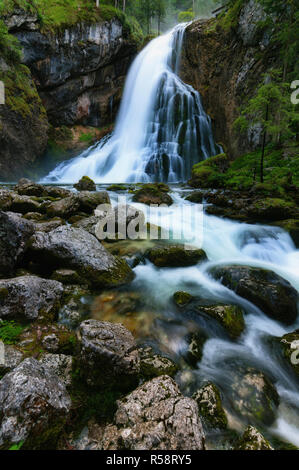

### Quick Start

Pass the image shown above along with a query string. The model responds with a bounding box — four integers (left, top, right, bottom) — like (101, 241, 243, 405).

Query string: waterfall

(43, 24, 220, 184)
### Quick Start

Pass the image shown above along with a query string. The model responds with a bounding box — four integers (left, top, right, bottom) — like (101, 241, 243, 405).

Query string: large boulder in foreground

(102, 375, 205, 450)
(46, 191, 110, 218)
(78, 320, 140, 390)
(0, 211, 34, 276)
(0, 358, 71, 450)
(27, 226, 134, 288)
(210, 265, 298, 325)
(0, 276, 64, 322)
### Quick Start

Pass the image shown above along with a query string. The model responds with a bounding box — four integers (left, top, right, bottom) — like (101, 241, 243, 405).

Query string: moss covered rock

(235, 425, 273, 450)
(146, 245, 207, 268)
(74, 176, 96, 192)
(173, 291, 193, 307)
(132, 183, 173, 206)
(139, 346, 178, 379)
(193, 382, 228, 430)
(19, 323, 77, 357)
(189, 154, 229, 189)
(199, 304, 245, 340)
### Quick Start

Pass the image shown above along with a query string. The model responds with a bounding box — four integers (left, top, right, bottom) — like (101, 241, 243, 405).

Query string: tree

(155, 0, 166, 33)
(96, 0, 99, 8)
(234, 71, 298, 183)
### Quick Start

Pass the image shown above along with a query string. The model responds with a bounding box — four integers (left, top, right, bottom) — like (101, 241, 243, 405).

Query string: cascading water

(43, 24, 220, 184)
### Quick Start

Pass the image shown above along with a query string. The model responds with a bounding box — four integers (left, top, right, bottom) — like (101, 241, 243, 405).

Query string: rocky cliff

(0, 6, 139, 180)
(181, 0, 280, 159)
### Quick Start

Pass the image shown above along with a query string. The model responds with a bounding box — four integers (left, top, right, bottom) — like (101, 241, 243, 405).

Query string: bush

(178, 10, 194, 23)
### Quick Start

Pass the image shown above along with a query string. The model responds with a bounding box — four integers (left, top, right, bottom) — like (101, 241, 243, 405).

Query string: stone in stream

(132, 183, 173, 206)
(0, 211, 34, 276)
(27, 226, 134, 288)
(102, 375, 205, 450)
(230, 367, 279, 425)
(146, 245, 207, 268)
(0, 358, 71, 450)
(235, 425, 273, 451)
(173, 291, 193, 307)
(138, 346, 178, 379)
(74, 176, 96, 192)
(46, 191, 110, 218)
(0, 275, 64, 322)
(210, 265, 298, 325)
(278, 329, 299, 377)
(78, 319, 140, 390)
(193, 382, 228, 430)
(198, 304, 245, 340)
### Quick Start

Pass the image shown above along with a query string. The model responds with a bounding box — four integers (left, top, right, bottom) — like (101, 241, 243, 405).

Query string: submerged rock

(210, 265, 298, 325)
(0, 358, 71, 449)
(235, 425, 273, 450)
(0, 276, 63, 322)
(0, 211, 34, 276)
(27, 226, 134, 288)
(193, 382, 228, 430)
(74, 176, 96, 192)
(146, 245, 207, 268)
(102, 375, 205, 450)
(78, 319, 140, 390)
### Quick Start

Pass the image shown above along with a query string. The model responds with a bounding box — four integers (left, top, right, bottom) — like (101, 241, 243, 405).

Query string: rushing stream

(39, 24, 299, 447)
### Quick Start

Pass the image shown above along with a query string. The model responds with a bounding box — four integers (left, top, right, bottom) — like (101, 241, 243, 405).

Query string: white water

(124, 190, 299, 446)
(43, 24, 219, 184)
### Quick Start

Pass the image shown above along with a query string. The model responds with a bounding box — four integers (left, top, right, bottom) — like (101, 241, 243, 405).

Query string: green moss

(0, 320, 25, 345)
(218, 0, 245, 32)
(193, 382, 228, 430)
(199, 305, 245, 340)
(173, 291, 193, 307)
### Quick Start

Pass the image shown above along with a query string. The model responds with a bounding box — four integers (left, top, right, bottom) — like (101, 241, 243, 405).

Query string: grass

(0, 320, 25, 345)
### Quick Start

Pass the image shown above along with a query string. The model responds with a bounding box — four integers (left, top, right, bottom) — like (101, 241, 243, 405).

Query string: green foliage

(218, 0, 244, 31)
(0, 320, 25, 345)
(9, 441, 24, 450)
(178, 9, 194, 23)
(79, 132, 94, 143)
(0, 19, 21, 64)
(234, 70, 299, 144)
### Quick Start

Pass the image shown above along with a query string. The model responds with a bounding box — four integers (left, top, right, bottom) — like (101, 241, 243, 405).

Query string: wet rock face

(102, 375, 205, 450)
(198, 304, 245, 340)
(78, 319, 140, 390)
(210, 265, 298, 325)
(0, 276, 64, 322)
(0, 358, 71, 450)
(278, 330, 299, 376)
(27, 225, 134, 288)
(13, 20, 137, 128)
(0, 211, 34, 276)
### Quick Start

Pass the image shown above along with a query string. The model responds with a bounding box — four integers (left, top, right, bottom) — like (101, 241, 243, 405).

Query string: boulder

(74, 176, 96, 192)
(139, 346, 178, 379)
(235, 425, 273, 450)
(72, 215, 101, 236)
(76, 191, 110, 214)
(184, 331, 207, 367)
(0, 358, 71, 449)
(102, 375, 205, 450)
(10, 194, 42, 214)
(44, 186, 72, 199)
(210, 265, 298, 325)
(46, 195, 80, 219)
(0, 341, 23, 375)
(0, 211, 34, 276)
(146, 245, 207, 268)
(278, 330, 299, 376)
(78, 320, 140, 390)
(27, 226, 134, 288)
(47, 191, 110, 219)
(39, 354, 73, 387)
(0, 276, 63, 322)
(34, 218, 65, 233)
(133, 183, 173, 206)
(198, 304, 245, 340)
(173, 291, 193, 307)
(14, 179, 45, 197)
(0, 189, 13, 211)
(193, 382, 227, 429)
(230, 367, 279, 425)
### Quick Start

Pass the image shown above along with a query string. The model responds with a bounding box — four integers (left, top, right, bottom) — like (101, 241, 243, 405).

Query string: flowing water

(43, 24, 220, 184)
(40, 24, 299, 447)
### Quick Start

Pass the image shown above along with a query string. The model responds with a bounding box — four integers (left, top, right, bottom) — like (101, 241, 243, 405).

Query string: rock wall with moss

(181, 0, 281, 159)
(0, 0, 142, 180)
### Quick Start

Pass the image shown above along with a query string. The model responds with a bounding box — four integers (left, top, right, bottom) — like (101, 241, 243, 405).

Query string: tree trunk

(260, 104, 269, 183)
(123, 0, 126, 12)
(96, 0, 99, 8)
